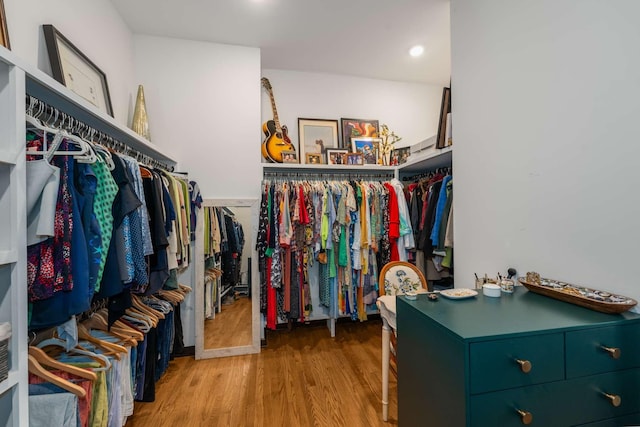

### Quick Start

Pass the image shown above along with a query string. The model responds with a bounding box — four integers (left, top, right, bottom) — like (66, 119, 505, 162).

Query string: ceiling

(110, 0, 451, 86)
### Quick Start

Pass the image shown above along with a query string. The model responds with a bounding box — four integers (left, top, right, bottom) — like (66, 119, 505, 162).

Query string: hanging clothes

(257, 175, 408, 329)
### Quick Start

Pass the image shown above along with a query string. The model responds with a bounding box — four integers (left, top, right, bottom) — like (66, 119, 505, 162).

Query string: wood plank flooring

(127, 319, 398, 427)
(204, 295, 252, 349)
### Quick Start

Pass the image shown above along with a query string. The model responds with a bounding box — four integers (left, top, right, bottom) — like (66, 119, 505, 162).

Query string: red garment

(266, 257, 277, 330)
(384, 183, 400, 261)
(298, 186, 310, 225)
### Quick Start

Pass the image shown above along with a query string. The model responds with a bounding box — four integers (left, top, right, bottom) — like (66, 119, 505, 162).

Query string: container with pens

(474, 273, 497, 290)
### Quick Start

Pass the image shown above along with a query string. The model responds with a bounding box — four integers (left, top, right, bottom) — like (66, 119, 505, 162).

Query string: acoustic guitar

(261, 78, 295, 163)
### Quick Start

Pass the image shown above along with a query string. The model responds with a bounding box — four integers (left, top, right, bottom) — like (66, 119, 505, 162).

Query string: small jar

(500, 279, 515, 293)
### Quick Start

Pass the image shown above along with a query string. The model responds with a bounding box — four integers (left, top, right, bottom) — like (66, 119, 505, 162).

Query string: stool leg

(382, 320, 391, 421)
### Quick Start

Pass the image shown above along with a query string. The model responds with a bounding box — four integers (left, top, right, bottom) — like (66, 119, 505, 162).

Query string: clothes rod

(25, 94, 175, 172)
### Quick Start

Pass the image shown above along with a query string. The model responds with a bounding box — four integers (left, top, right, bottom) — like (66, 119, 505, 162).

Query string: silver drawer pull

(600, 345, 621, 359)
(515, 358, 532, 373)
(516, 409, 533, 425)
(601, 392, 621, 407)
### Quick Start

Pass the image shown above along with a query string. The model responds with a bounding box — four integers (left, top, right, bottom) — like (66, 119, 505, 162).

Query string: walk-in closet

(2, 1, 640, 426)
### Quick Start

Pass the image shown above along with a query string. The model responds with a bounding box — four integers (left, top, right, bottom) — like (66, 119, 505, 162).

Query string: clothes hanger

(122, 310, 153, 332)
(132, 294, 166, 320)
(139, 164, 153, 178)
(28, 354, 87, 398)
(76, 324, 127, 358)
(126, 305, 159, 328)
(36, 336, 112, 371)
(28, 346, 97, 381)
(92, 308, 144, 343)
(80, 311, 141, 345)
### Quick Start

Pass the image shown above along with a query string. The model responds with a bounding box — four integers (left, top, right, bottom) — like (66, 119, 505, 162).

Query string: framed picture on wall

(351, 137, 381, 165)
(298, 118, 339, 164)
(42, 24, 114, 117)
(340, 118, 379, 148)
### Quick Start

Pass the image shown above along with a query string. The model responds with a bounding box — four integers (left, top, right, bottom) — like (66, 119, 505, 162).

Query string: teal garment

(89, 160, 118, 291)
(338, 225, 348, 267)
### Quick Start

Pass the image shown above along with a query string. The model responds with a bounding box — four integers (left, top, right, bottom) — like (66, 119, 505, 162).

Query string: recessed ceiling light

(409, 45, 424, 57)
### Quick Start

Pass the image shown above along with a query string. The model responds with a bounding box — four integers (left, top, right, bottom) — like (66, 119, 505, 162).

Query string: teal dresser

(397, 287, 640, 427)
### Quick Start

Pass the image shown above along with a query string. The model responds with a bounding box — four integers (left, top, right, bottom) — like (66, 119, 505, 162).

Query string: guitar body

(262, 120, 293, 163)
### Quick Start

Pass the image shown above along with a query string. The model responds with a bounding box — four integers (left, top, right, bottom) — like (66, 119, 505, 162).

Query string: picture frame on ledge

(351, 137, 380, 165)
(345, 153, 364, 166)
(326, 148, 348, 165)
(298, 118, 339, 164)
(341, 118, 379, 148)
(42, 24, 114, 117)
(391, 147, 411, 165)
(306, 153, 323, 165)
(281, 150, 298, 164)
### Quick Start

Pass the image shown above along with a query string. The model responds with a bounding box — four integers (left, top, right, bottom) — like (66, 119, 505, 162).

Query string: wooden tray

(518, 278, 637, 314)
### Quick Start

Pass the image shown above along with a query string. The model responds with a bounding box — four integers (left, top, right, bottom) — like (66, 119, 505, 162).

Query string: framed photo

(43, 24, 114, 117)
(436, 87, 451, 149)
(351, 137, 381, 165)
(341, 118, 379, 148)
(0, 0, 10, 50)
(391, 147, 411, 166)
(345, 153, 364, 166)
(326, 148, 348, 165)
(298, 118, 339, 163)
(281, 150, 298, 164)
(305, 153, 323, 165)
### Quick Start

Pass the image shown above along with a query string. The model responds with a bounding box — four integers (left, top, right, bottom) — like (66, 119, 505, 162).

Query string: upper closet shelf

(262, 163, 396, 175)
(397, 146, 452, 175)
(263, 146, 452, 177)
(0, 47, 177, 167)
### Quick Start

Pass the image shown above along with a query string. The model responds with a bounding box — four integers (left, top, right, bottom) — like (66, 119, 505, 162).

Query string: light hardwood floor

(127, 319, 398, 427)
(204, 295, 253, 349)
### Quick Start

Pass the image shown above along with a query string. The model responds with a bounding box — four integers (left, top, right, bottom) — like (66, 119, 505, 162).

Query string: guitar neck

(267, 90, 282, 132)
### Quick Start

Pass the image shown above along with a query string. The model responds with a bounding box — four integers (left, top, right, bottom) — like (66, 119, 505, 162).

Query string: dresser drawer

(470, 382, 572, 427)
(566, 324, 640, 378)
(567, 369, 640, 425)
(573, 412, 640, 426)
(469, 333, 564, 394)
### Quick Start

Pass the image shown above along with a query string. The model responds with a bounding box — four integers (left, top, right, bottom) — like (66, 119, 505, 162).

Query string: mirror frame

(195, 198, 261, 359)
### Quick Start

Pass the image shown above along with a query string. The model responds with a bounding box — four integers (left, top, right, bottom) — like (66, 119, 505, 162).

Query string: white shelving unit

(0, 45, 176, 427)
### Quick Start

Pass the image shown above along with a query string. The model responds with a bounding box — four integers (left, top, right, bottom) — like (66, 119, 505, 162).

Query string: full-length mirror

(195, 199, 260, 359)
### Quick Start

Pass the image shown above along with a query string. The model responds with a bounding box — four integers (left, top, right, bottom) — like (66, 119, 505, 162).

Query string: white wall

(133, 35, 262, 200)
(451, 0, 640, 307)
(4, 0, 136, 125)
(261, 69, 443, 152)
